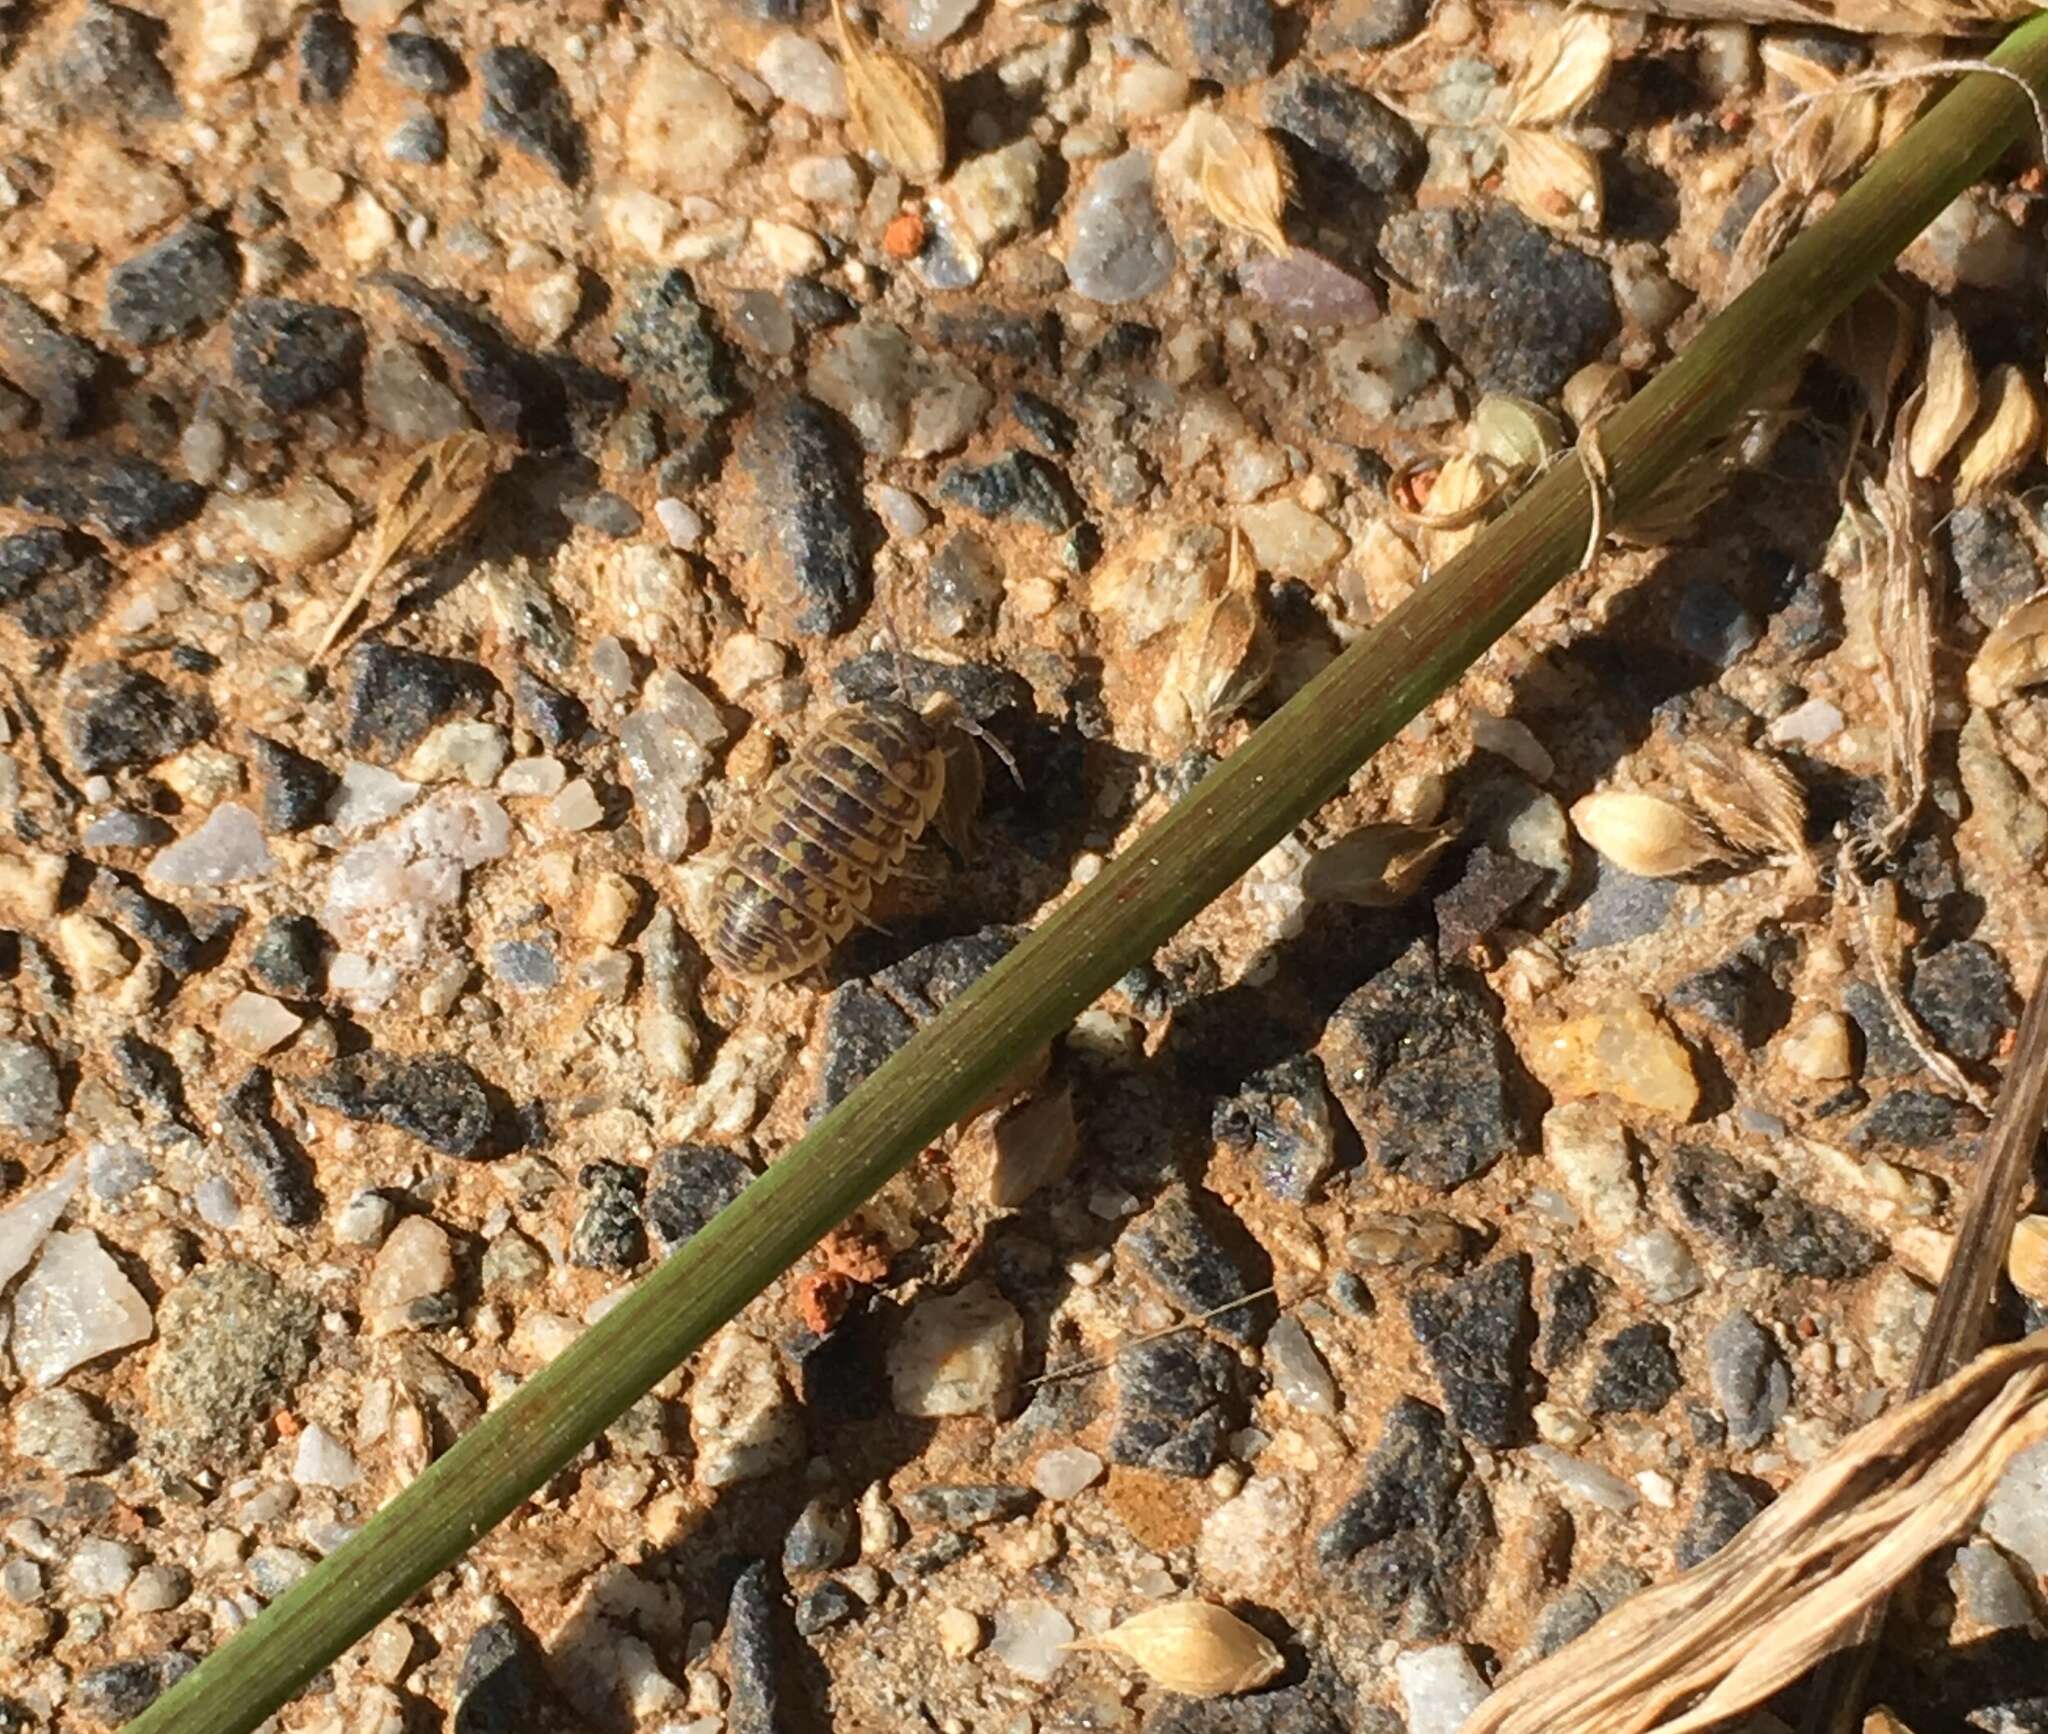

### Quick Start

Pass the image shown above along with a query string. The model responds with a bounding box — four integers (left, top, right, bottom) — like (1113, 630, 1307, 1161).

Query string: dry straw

(1467, 1333, 2048, 1734)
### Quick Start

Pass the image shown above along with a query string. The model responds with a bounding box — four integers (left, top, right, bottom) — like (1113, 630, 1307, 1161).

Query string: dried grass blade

(1858, 433, 1937, 852)
(1466, 1333, 2048, 1734)
(1594, 0, 2031, 32)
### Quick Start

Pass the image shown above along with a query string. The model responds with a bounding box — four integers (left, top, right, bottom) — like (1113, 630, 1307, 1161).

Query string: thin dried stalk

(1799, 955, 2048, 1734)
(833, 0, 948, 183)
(1594, 0, 2031, 32)
(313, 433, 497, 662)
(1846, 860, 1994, 1112)
(1682, 737, 1817, 879)
(1468, 1332, 2048, 1734)
(1854, 428, 1938, 852)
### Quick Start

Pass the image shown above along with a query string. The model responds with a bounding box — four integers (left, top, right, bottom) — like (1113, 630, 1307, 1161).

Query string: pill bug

(705, 692, 1000, 984)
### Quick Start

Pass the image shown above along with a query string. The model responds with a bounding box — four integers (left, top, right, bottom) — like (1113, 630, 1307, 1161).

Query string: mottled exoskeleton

(705, 692, 994, 983)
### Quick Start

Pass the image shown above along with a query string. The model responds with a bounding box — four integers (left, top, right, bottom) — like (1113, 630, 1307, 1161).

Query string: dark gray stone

(1321, 938, 1523, 1190)
(249, 912, 326, 997)
(1706, 1311, 1789, 1448)
(1122, 1184, 1270, 1343)
(1667, 1145, 1881, 1279)
(1316, 0, 1428, 50)
(1531, 1564, 1646, 1657)
(732, 394, 869, 635)
(562, 489, 641, 538)
(384, 30, 461, 93)
(1315, 1396, 1493, 1639)
(513, 667, 585, 749)
(615, 270, 741, 422)
(479, 45, 583, 184)
(454, 1617, 562, 1734)
(55, 2, 180, 123)
(105, 223, 238, 346)
(62, 660, 213, 773)
(298, 9, 356, 102)
(783, 1498, 854, 1573)
(725, 1561, 787, 1734)
(1909, 940, 2015, 1063)
(901, 1484, 1038, 1527)
(1853, 1088, 1978, 1151)
(818, 929, 1018, 1110)
(1572, 864, 1678, 949)
(794, 1580, 859, 1634)
(74, 1656, 196, 1725)
(0, 287, 106, 435)
(1670, 579, 1761, 667)
(1844, 978, 1919, 1077)
(1407, 1256, 1531, 1446)
(491, 938, 559, 992)
(1433, 845, 1547, 957)
(1215, 1053, 1342, 1203)
(0, 527, 112, 639)
(230, 298, 367, 413)
(386, 111, 449, 165)
(251, 734, 338, 833)
(344, 642, 498, 758)
(303, 1051, 494, 1156)
(830, 650, 1031, 724)
(1266, 67, 1425, 193)
(1143, 1669, 1362, 1734)
(1587, 1321, 1680, 1414)
(646, 1143, 753, 1252)
(1541, 1263, 1599, 1371)
(1667, 940, 1789, 1044)
(1379, 203, 1620, 398)
(570, 1160, 646, 1270)
(1180, 0, 1273, 84)
(0, 450, 202, 544)
(1949, 502, 2041, 629)
(1109, 1333, 1246, 1477)
(224, 1067, 318, 1226)
(1674, 1469, 1772, 1569)
(939, 450, 1080, 533)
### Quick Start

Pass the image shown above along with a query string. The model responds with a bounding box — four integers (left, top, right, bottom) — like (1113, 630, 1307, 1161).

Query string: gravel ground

(0, 0, 2045, 1731)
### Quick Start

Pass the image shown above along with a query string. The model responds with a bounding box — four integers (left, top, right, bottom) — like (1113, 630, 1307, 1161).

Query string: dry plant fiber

(1466, 1332, 2048, 1734)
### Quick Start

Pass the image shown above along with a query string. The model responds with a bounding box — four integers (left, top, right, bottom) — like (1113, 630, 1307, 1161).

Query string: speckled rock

(0, 529, 113, 639)
(1674, 1469, 1773, 1568)
(1321, 938, 1523, 1190)
(1122, 1184, 1271, 1343)
(104, 221, 239, 345)
(645, 1143, 753, 1252)
(479, 44, 583, 183)
(730, 394, 870, 635)
(344, 642, 499, 758)
(62, 661, 213, 773)
(1316, 1396, 1493, 1639)
(1066, 152, 1176, 304)
(0, 288, 106, 435)
(614, 270, 741, 423)
(1109, 1332, 1246, 1477)
(1379, 203, 1620, 397)
(1668, 1145, 1881, 1278)
(1178, 0, 1273, 84)
(1407, 1256, 1532, 1446)
(144, 1261, 319, 1468)
(230, 297, 367, 412)
(0, 451, 202, 544)
(303, 1051, 495, 1157)
(1266, 67, 1424, 193)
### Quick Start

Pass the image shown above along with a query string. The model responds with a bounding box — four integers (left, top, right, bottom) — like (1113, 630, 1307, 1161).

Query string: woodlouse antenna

(955, 709, 1023, 789)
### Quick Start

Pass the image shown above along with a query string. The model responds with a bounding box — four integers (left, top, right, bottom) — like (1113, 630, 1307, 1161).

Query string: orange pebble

(883, 210, 926, 259)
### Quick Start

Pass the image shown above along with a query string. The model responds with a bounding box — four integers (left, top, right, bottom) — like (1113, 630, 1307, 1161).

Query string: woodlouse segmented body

(706, 698, 950, 983)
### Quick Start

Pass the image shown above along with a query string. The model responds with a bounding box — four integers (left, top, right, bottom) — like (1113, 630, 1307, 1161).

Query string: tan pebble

(1522, 994, 1699, 1118)
(2009, 1216, 2048, 1304)
(579, 872, 640, 947)
(0, 851, 65, 922)
(1780, 1010, 1854, 1081)
(937, 1607, 983, 1658)
(290, 164, 349, 210)
(344, 191, 399, 264)
(55, 912, 132, 990)
(549, 779, 604, 832)
(1009, 575, 1060, 618)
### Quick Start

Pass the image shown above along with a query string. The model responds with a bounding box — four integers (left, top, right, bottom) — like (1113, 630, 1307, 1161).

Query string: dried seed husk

(1469, 396, 1567, 476)
(1164, 110, 1293, 255)
(1760, 37, 1851, 96)
(1781, 87, 1882, 194)
(1824, 284, 1914, 437)
(1681, 737, 1814, 875)
(1569, 790, 1728, 877)
(1563, 361, 1631, 429)
(1507, 13, 1615, 128)
(1965, 593, 2048, 708)
(1954, 364, 2044, 502)
(1908, 304, 1980, 478)
(2011, 1216, 2048, 1305)
(1301, 821, 1456, 907)
(1398, 451, 1503, 530)
(1153, 527, 1271, 747)
(833, 0, 947, 184)
(1075, 1602, 1284, 1698)
(314, 431, 497, 661)
(1502, 128, 1605, 232)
